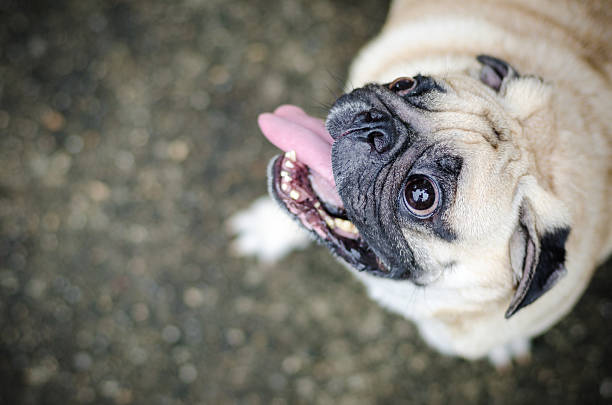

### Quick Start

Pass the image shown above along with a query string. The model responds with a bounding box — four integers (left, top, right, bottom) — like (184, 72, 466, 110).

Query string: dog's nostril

(345, 110, 395, 153)
(360, 109, 385, 124)
(367, 130, 390, 153)
(367, 130, 382, 143)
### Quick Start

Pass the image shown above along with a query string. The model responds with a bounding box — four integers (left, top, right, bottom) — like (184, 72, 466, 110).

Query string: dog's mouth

(269, 151, 389, 275)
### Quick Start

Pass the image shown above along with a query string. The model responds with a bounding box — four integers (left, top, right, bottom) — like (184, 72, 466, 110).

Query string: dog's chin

(267, 152, 403, 278)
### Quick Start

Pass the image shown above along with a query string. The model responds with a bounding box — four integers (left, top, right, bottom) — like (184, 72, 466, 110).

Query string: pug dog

(230, 0, 612, 365)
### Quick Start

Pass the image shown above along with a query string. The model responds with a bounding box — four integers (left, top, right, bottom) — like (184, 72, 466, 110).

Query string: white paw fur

(487, 338, 532, 369)
(227, 196, 310, 263)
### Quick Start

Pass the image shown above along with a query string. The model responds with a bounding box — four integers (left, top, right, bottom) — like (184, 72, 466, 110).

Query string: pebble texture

(1, 0, 611, 404)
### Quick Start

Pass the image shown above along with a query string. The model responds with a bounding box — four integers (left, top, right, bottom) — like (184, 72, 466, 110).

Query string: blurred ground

(0, 0, 611, 404)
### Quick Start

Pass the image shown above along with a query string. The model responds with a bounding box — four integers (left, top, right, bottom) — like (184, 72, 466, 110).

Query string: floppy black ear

(505, 201, 570, 318)
(477, 54, 519, 92)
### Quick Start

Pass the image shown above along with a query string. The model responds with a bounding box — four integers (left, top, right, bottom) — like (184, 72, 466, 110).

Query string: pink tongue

(258, 105, 342, 207)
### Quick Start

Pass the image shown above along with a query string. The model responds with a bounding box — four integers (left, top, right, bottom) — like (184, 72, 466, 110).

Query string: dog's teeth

(280, 170, 291, 180)
(289, 190, 300, 200)
(319, 209, 337, 230)
(317, 206, 330, 216)
(334, 218, 358, 234)
(284, 160, 295, 169)
(284, 150, 297, 162)
(280, 183, 289, 192)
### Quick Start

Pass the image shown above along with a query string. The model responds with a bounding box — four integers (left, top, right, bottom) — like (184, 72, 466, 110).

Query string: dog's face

(269, 56, 570, 318)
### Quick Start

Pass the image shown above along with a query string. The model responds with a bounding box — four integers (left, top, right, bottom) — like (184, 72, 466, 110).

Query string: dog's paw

(227, 196, 310, 263)
(487, 338, 532, 371)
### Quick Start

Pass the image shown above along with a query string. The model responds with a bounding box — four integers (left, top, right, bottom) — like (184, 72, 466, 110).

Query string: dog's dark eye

(388, 77, 417, 96)
(402, 175, 439, 218)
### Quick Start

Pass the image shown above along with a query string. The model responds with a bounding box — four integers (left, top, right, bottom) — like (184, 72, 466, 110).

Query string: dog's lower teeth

(334, 218, 358, 234)
(317, 208, 334, 227)
(284, 160, 295, 169)
(289, 190, 301, 200)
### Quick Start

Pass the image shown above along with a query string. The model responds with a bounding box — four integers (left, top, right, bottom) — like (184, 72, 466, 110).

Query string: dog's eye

(402, 175, 439, 218)
(388, 77, 417, 96)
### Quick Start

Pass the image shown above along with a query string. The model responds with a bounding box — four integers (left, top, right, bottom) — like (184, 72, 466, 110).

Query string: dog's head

(267, 55, 571, 318)
(327, 55, 570, 317)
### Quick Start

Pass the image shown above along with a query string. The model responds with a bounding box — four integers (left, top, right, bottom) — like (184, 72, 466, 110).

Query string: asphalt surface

(1, 0, 611, 404)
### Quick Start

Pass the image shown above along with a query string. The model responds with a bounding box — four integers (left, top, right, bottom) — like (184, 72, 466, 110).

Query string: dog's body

(232, 0, 612, 364)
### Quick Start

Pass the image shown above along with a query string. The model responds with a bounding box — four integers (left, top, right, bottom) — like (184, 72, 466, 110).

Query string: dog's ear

(505, 193, 571, 319)
(477, 54, 519, 92)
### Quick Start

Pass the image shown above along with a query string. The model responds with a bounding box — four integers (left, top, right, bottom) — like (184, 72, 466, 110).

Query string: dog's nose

(346, 109, 396, 154)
